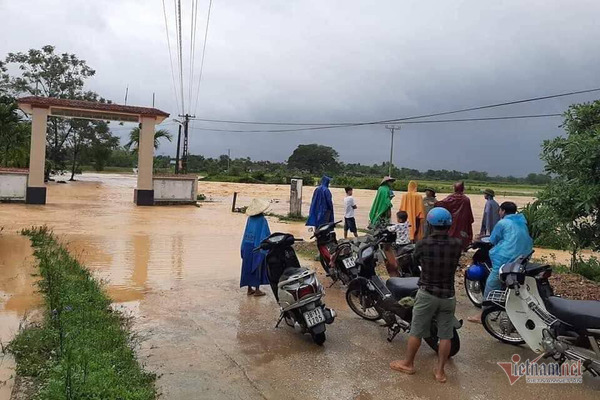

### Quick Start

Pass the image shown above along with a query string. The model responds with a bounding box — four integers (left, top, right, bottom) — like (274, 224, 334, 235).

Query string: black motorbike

(345, 228, 461, 356)
(257, 232, 336, 345)
(313, 221, 360, 285)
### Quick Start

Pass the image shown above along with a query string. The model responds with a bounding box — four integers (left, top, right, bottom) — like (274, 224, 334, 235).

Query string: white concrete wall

(0, 173, 28, 201)
(153, 177, 197, 202)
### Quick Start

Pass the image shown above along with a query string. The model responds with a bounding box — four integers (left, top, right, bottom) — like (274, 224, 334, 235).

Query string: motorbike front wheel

(424, 327, 461, 358)
(464, 275, 484, 308)
(311, 331, 326, 345)
(482, 305, 525, 345)
(346, 287, 382, 321)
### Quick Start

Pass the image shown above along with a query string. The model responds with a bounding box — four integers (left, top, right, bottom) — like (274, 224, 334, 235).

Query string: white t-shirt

(394, 222, 411, 245)
(344, 196, 356, 218)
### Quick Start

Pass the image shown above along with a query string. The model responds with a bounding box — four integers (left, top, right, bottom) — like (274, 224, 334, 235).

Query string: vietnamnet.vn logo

(497, 354, 583, 384)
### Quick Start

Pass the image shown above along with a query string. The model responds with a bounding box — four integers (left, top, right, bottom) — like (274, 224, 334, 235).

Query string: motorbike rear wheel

(464, 275, 484, 308)
(424, 327, 460, 357)
(311, 332, 326, 345)
(482, 305, 525, 345)
(346, 287, 382, 321)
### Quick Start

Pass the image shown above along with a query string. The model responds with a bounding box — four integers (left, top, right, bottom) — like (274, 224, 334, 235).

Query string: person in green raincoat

(369, 176, 400, 277)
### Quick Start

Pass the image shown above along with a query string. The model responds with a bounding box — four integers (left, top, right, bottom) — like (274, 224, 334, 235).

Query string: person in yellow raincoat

(399, 181, 425, 242)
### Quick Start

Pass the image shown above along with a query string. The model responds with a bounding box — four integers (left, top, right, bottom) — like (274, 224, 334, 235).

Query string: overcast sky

(2, 0, 600, 176)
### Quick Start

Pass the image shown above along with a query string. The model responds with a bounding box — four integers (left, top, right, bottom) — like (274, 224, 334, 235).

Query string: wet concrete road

(0, 174, 598, 399)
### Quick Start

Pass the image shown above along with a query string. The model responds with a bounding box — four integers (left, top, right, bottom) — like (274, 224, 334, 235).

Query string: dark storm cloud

(2, 0, 599, 175)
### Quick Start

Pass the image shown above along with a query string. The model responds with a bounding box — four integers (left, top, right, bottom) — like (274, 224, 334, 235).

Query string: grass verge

(9, 226, 156, 399)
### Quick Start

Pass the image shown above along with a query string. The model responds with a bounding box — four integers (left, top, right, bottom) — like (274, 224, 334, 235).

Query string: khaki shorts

(409, 289, 456, 340)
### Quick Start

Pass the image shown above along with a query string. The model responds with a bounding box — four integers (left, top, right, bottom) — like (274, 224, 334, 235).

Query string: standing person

(394, 211, 411, 246)
(369, 176, 395, 228)
(369, 176, 400, 277)
(343, 187, 358, 239)
(240, 199, 271, 297)
(390, 207, 462, 383)
(435, 182, 474, 250)
(468, 201, 533, 323)
(480, 189, 500, 236)
(422, 188, 437, 238)
(399, 180, 425, 242)
(306, 176, 334, 229)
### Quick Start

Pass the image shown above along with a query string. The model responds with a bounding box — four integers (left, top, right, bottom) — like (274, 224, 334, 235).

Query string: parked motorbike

(257, 232, 336, 345)
(345, 227, 462, 356)
(313, 221, 360, 285)
(499, 254, 600, 376)
(464, 236, 493, 307)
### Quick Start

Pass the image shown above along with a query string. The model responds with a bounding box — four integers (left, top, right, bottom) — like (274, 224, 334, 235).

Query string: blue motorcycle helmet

(426, 207, 452, 227)
(465, 264, 487, 281)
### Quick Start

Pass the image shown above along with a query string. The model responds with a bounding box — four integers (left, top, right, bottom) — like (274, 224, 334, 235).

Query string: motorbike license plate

(303, 307, 326, 328)
(342, 256, 357, 269)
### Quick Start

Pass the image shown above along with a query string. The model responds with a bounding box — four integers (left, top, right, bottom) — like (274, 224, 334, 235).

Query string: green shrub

(574, 256, 600, 282)
(12, 227, 156, 400)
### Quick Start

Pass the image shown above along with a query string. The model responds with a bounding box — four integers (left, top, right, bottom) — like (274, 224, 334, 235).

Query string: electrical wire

(190, 87, 600, 128)
(187, 113, 563, 133)
(192, 0, 213, 115)
(176, 0, 186, 114)
(161, 0, 181, 115)
(188, 0, 200, 111)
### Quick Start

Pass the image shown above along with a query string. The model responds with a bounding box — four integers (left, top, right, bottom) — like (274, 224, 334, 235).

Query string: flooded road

(0, 173, 598, 399)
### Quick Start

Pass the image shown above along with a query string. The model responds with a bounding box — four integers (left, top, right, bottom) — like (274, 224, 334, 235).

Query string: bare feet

(467, 315, 482, 324)
(390, 360, 415, 375)
(247, 288, 256, 295)
(433, 368, 447, 383)
(254, 289, 266, 297)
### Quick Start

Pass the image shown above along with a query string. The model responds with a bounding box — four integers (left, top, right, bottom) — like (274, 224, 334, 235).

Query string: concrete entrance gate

(16, 96, 169, 206)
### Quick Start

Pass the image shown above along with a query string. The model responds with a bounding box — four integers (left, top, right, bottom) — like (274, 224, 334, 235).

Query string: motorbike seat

(524, 263, 551, 277)
(279, 267, 310, 282)
(545, 296, 600, 329)
(386, 277, 419, 299)
(396, 244, 415, 256)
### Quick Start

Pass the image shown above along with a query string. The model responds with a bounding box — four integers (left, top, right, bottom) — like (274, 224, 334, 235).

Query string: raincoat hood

(369, 184, 393, 225)
(320, 176, 331, 187)
(454, 182, 465, 193)
(504, 213, 528, 226)
(407, 180, 418, 192)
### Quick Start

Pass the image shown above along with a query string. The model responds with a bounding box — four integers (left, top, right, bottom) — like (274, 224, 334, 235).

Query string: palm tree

(125, 127, 172, 152)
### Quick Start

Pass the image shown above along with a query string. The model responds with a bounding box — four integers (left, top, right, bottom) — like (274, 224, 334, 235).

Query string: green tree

(538, 100, 600, 268)
(0, 95, 30, 167)
(124, 127, 173, 153)
(287, 144, 339, 175)
(4, 45, 97, 170)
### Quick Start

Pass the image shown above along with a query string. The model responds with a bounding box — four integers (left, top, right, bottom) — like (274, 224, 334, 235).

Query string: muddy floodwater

(0, 173, 598, 399)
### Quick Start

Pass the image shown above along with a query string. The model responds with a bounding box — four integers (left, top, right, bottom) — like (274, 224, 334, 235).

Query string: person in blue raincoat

(306, 176, 334, 228)
(468, 201, 533, 322)
(240, 199, 271, 296)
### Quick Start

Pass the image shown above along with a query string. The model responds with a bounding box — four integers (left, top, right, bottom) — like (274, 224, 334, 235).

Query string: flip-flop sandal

(467, 316, 482, 324)
(433, 370, 447, 383)
(254, 290, 266, 297)
(247, 289, 256, 296)
(390, 361, 415, 375)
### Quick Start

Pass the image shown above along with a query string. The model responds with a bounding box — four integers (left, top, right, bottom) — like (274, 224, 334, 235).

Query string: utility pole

(227, 148, 231, 173)
(177, 113, 195, 174)
(385, 125, 401, 177)
(175, 124, 182, 174)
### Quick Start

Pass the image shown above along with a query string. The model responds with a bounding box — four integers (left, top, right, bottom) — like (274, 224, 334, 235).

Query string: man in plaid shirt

(390, 207, 462, 383)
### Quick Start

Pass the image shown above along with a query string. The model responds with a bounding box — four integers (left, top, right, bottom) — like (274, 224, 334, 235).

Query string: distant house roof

(17, 96, 170, 121)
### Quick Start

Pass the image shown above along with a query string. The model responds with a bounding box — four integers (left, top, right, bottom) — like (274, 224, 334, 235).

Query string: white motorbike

(256, 232, 336, 345)
(498, 254, 600, 376)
